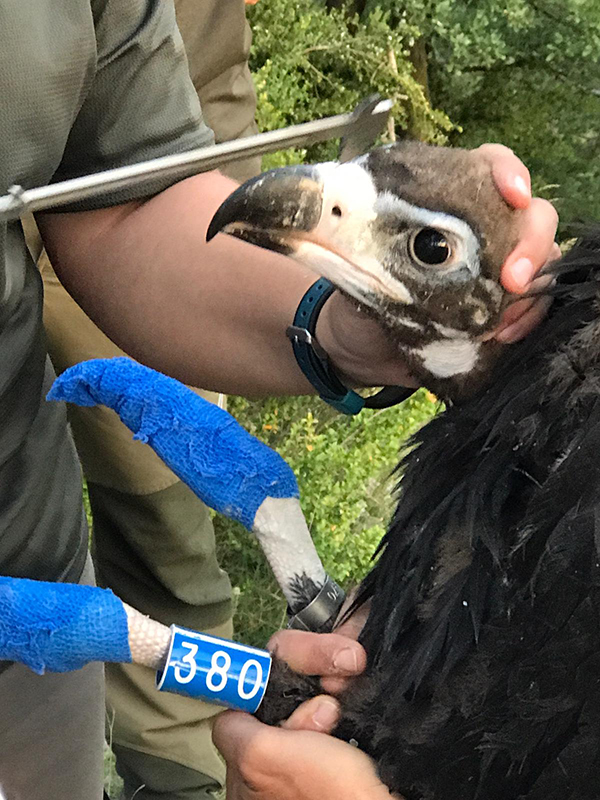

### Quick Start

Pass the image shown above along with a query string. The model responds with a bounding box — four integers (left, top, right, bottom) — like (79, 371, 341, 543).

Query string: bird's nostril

(332, 205, 342, 217)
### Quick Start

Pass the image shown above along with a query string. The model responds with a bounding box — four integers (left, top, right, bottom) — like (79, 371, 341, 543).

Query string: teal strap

(287, 279, 365, 415)
(287, 279, 415, 415)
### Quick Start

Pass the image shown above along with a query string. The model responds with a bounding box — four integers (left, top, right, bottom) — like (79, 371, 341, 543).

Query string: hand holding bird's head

(208, 142, 523, 399)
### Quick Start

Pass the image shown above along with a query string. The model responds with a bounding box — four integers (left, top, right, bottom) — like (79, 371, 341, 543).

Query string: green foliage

(361, 0, 600, 82)
(247, 0, 454, 170)
(404, 0, 600, 226)
(216, 391, 439, 647)
(248, 0, 600, 223)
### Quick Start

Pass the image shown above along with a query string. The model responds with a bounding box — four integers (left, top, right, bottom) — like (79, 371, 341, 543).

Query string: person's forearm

(37, 171, 318, 395)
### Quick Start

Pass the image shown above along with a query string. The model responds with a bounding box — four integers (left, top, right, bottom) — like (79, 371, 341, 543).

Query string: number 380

(174, 642, 264, 701)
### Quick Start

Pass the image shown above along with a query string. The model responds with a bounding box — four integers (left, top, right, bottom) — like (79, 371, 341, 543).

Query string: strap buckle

(286, 325, 329, 362)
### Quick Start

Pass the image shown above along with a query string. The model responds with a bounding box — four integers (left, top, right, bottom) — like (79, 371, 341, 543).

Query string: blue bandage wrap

(48, 358, 299, 530)
(0, 577, 131, 674)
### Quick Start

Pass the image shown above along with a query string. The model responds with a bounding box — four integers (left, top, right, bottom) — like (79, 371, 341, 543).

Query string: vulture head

(207, 142, 523, 400)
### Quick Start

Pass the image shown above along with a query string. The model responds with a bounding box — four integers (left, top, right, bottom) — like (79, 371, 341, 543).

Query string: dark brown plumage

(257, 233, 600, 799)
(209, 146, 600, 798)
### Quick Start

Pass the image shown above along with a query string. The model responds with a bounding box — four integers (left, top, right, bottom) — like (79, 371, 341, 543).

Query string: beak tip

(206, 214, 223, 243)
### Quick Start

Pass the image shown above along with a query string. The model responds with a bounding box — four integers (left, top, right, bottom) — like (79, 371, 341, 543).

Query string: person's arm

(38, 170, 319, 395)
(37, 151, 558, 397)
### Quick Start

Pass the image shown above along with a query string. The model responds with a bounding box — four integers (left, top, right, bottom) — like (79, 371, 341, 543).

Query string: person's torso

(0, 1, 98, 583)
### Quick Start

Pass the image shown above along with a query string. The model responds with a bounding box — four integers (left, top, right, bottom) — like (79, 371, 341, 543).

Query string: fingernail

(333, 647, 359, 673)
(510, 257, 535, 289)
(496, 325, 516, 343)
(513, 174, 530, 198)
(311, 698, 340, 730)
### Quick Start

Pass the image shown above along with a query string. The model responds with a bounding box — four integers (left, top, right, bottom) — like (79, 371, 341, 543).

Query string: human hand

(475, 143, 559, 343)
(214, 709, 397, 800)
(267, 627, 367, 696)
(213, 625, 391, 800)
(213, 601, 393, 800)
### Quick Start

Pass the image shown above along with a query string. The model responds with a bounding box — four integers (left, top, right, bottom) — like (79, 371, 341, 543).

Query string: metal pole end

(339, 95, 392, 162)
(0, 185, 27, 222)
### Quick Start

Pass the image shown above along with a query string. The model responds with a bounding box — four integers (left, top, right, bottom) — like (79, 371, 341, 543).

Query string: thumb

(281, 695, 341, 733)
(213, 710, 268, 765)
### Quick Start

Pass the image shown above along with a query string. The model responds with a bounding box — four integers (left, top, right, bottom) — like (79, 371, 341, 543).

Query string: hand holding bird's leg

(256, 628, 367, 725)
(214, 626, 395, 800)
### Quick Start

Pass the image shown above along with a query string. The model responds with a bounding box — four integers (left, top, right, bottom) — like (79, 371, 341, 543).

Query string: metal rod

(0, 98, 391, 222)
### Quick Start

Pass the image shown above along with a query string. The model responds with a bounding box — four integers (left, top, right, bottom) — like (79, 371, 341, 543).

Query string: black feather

(260, 230, 600, 799)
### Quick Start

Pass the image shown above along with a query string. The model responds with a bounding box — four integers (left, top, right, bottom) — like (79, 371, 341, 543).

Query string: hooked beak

(206, 165, 325, 255)
(207, 162, 414, 308)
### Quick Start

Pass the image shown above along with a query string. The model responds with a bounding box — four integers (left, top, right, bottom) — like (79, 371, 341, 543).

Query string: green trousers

(0, 557, 105, 800)
(38, 2, 261, 797)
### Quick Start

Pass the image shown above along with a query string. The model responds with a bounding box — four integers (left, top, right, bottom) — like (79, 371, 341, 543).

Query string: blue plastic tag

(156, 625, 272, 713)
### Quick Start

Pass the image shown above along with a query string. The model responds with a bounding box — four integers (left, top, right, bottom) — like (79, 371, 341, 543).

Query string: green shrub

(216, 391, 439, 647)
(247, 0, 454, 169)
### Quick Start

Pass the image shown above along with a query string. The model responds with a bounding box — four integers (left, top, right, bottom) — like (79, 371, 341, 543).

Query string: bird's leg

(255, 656, 322, 725)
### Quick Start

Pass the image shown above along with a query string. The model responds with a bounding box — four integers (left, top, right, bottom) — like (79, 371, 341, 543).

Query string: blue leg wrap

(48, 358, 299, 530)
(0, 577, 131, 674)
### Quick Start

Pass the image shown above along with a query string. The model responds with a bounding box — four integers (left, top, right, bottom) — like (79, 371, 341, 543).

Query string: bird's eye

(409, 228, 451, 266)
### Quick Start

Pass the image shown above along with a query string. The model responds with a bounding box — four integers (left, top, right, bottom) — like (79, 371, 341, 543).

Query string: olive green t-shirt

(0, 0, 213, 583)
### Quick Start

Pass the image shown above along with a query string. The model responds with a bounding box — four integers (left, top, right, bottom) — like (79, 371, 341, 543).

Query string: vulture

(207, 142, 600, 800)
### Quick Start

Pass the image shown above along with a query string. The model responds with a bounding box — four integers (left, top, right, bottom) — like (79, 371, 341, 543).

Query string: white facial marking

(315, 161, 379, 217)
(252, 497, 327, 602)
(290, 162, 414, 306)
(293, 240, 414, 305)
(432, 322, 470, 339)
(412, 339, 480, 378)
(284, 162, 483, 311)
(397, 317, 425, 331)
(375, 192, 481, 277)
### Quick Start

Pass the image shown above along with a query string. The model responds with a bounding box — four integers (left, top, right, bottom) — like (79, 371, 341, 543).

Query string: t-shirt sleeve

(51, 0, 215, 209)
